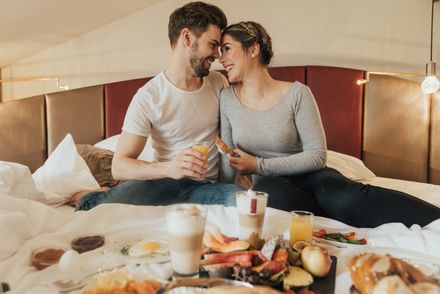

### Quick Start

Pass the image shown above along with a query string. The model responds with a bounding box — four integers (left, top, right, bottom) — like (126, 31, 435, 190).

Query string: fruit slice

(251, 261, 270, 273)
(201, 251, 258, 265)
(283, 266, 314, 288)
(292, 240, 311, 253)
(263, 260, 286, 274)
(273, 248, 289, 263)
(270, 268, 287, 283)
(203, 233, 250, 253)
(211, 226, 238, 244)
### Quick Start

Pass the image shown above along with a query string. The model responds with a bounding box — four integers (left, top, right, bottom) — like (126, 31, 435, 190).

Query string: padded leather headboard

(306, 66, 365, 158)
(268, 66, 306, 84)
(0, 95, 46, 172)
(103, 66, 363, 159)
(430, 92, 440, 184)
(105, 77, 151, 137)
(363, 74, 429, 182)
(46, 85, 105, 154)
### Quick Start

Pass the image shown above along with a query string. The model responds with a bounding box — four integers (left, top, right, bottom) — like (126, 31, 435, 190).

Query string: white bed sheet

(2, 154, 440, 293)
(1, 193, 440, 293)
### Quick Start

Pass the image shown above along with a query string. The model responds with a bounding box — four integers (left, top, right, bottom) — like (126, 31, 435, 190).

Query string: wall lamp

(356, 71, 423, 86)
(0, 77, 69, 90)
(358, 1, 439, 93)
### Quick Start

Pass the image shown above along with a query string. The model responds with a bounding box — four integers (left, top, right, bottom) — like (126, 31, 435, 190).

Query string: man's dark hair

(168, 2, 227, 47)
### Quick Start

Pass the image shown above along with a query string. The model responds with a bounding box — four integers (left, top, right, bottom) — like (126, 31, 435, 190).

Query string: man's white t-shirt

(122, 71, 226, 181)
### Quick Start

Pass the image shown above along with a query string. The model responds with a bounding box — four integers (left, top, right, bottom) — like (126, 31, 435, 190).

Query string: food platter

(335, 247, 440, 293)
(156, 277, 253, 293)
(103, 231, 170, 264)
(312, 228, 368, 249)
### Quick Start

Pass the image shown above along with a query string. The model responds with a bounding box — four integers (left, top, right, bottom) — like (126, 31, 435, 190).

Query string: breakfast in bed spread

(26, 194, 439, 294)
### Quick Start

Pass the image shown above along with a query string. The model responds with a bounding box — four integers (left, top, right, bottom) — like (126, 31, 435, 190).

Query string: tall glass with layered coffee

(166, 204, 207, 277)
(236, 190, 268, 240)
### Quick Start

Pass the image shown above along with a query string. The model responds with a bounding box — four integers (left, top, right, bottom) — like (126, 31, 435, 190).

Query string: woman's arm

(218, 92, 237, 183)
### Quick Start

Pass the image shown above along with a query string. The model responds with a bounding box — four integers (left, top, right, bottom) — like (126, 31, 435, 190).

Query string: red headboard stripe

(103, 66, 365, 159)
(104, 77, 150, 137)
(306, 66, 365, 158)
(268, 66, 306, 84)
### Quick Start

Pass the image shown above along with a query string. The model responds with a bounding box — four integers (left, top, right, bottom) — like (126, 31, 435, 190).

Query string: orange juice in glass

(290, 210, 313, 245)
(192, 141, 209, 161)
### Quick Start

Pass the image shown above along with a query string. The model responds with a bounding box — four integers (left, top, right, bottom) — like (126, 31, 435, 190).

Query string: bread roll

(349, 253, 440, 294)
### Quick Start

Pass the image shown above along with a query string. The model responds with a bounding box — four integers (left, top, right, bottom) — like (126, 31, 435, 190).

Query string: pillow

(0, 161, 45, 201)
(94, 134, 119, 151)
(326, 150, 376, 181)
(94, 134, 154, 162)
(75, 144, 120, 187)
(32, 133, 100, 205)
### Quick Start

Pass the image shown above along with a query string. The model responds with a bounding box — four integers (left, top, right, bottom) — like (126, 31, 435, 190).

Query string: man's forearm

(111, 156, 170, 181)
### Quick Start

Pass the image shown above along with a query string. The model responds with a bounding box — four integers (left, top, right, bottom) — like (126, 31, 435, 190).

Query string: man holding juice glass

(74, 2, 243, 211)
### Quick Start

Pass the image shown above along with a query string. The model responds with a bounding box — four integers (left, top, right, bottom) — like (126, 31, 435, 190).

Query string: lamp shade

(421, 75, 440, 94)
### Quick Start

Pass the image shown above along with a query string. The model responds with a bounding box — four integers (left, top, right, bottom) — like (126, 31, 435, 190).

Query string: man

(75, 2, 242, 211)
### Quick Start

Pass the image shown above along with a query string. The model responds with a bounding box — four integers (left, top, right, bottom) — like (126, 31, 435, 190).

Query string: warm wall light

(421, 0, 440, 94)
(0, 77, 69, 90)
(356, 71, 422, 86)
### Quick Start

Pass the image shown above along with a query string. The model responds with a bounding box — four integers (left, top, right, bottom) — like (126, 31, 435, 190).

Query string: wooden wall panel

(363, 74, 429, 182)
(430, 92, 440, 184)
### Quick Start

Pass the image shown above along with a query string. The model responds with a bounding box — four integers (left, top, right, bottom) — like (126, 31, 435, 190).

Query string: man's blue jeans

(76, 178, 243, 211)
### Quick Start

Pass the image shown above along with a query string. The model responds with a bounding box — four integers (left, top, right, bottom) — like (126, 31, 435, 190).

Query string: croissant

(349, 253, 440, 294)
(215, 136, 234, 155)
(215, 136, 253, 190)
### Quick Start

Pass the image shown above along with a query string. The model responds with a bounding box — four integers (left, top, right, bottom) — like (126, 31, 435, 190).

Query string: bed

(1, 65, 440, 292)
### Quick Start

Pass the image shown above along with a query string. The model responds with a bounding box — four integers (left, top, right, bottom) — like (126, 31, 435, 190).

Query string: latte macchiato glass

(166, 204, 207, 277)
(236, 190, 268, 240)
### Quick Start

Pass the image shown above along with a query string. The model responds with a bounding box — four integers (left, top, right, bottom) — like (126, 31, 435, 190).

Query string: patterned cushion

(75, 144, 120, 187)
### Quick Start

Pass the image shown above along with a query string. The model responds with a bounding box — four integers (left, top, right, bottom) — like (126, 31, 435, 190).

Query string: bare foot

(69, 187, 110, 207)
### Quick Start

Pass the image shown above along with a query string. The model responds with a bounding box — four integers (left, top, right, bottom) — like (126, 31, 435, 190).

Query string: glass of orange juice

(192, 141, 209, 161)
(290, 210, 313, 245)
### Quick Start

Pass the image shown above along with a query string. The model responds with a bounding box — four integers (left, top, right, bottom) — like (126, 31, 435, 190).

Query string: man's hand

(228, 149, 257, 174)
(166, 148, 208, 180)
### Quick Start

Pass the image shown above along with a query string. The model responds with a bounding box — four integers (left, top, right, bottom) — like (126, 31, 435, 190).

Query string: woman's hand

(228, 149, 257, 174)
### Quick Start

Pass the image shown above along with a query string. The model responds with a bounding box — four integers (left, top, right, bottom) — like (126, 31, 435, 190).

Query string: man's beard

(190, 41, 214, 77)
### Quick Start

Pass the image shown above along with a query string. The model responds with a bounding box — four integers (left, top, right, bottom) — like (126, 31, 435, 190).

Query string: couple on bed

(73, 1, 440, 228)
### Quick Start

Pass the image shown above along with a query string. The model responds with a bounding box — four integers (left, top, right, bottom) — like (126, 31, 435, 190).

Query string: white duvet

(1, 194, 440, 293)
(2, 135, 440, 293)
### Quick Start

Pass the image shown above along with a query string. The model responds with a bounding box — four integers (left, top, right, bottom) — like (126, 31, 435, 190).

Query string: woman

(218, 21, 440, 227)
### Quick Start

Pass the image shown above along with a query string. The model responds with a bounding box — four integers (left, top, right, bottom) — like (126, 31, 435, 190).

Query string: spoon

(52, 265, 125, 293)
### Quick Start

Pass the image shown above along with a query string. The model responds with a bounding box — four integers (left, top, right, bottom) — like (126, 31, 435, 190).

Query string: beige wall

(1, 0, 437, 100)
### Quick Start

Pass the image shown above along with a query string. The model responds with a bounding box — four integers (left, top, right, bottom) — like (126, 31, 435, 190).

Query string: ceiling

(0, 0, 163, 68)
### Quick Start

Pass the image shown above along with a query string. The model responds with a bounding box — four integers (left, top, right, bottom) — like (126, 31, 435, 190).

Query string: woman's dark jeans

(254, 167, 440, 228)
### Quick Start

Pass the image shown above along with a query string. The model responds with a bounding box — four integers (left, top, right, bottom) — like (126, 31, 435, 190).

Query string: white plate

(73, 266, 165, 293)
(335, 247, 440, 293)
(312, 229, 368, 248)
(104, 231, 170, 264)
(313, 236, 368, 249)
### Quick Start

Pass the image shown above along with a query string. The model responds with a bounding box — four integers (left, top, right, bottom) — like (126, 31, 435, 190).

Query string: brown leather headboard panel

(46, 85, 104, 154)
(306, 66, 365, 158)
(430, 92, 440, 184)
(0, 95, 46, 172)
(104, 77, 151, 138)
(363, 74, 429, 182)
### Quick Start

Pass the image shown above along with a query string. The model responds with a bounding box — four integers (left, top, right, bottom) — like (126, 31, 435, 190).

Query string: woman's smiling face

(220, 34, 248, 83)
